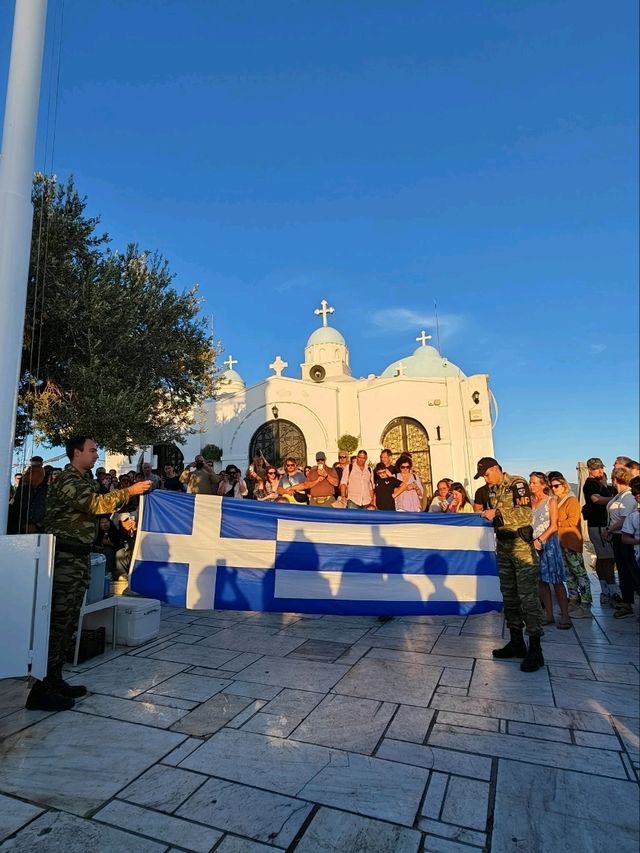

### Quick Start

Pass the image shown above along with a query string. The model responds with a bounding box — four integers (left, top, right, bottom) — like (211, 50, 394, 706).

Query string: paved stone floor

(0, 591, 638, 852)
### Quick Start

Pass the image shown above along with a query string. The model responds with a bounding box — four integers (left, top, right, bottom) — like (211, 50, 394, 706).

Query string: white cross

(269, 355, 288, 377)
(223, 355, 238, 370)
(132, 494, 275, 609)
(314, 299, 335, 327)
(395, 361, 407, 377)
(416, 330, 432, 347)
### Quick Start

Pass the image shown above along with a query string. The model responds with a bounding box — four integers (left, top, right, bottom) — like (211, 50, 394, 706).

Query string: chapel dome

(220, 368, 245, 387)
(381, 344, 465, 379)
(306, 325, 346, 347)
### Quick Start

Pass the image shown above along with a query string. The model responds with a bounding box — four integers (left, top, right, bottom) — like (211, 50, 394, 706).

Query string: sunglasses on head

(267, 470, 276, 475)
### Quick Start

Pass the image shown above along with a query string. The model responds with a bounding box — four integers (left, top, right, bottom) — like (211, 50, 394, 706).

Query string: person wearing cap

(180, 454, 220, 495)
(582, 457, 617, 606)
(26, 436, 151, 713)
(475, 456, 544, 673)
(301, 452, 340, 507)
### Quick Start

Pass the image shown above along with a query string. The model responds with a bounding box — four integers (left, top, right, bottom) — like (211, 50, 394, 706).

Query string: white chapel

(109, 300, 496, 495)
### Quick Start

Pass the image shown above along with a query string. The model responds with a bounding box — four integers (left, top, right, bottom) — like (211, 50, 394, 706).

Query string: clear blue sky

(1, 0, 638, 477)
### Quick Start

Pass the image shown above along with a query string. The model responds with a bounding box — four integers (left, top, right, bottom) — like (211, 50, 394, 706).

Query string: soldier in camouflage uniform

(475, 456, 544, 672)
(26, 436, 151, 712)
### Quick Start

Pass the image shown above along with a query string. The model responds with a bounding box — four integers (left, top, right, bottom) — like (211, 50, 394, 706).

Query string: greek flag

(130, 492, 501, 616)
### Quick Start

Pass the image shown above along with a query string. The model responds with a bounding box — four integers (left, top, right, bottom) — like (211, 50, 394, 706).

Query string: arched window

(380, 417, 433, 498)
(249, 419, 307, 469)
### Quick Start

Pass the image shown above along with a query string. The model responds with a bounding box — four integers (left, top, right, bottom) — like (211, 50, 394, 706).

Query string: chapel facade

(108, 300, 496, 495)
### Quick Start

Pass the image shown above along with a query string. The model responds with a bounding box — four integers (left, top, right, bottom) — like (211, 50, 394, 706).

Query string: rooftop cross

(269, 355, 288, 377)
(416, 330, 432, 347)
(395, 361, 407, 377)
(223, 355, 238, 370)
(314, 298, 335, 327)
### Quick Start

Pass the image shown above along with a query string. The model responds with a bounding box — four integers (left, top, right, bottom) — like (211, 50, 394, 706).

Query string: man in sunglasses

(333, 452, 350, 499)
(302, 451, 339, 507)
(476, 456, 543, 673)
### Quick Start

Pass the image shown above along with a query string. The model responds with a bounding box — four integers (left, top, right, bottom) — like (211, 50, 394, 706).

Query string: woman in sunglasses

(550, 476, 592, 618)
(393, 455, 424, 512)
(254, 467, 281, 502)
(529, 472, 571, 628)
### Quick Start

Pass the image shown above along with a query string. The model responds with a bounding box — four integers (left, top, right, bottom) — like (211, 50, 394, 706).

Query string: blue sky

(1, 0, 638, 477)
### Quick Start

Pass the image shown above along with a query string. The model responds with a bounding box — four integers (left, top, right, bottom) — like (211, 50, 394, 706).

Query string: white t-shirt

(607, 490, 635, 527)
(621, 508, 640, 561)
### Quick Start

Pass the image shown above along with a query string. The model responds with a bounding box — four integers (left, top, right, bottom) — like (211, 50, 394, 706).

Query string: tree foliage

(337, 433, 359, 454)
(200, 443, 223, 462)
(18, 174, 219, 453)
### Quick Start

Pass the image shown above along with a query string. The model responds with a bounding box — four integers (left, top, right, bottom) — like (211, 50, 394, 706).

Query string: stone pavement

(0, 594, 638, 852)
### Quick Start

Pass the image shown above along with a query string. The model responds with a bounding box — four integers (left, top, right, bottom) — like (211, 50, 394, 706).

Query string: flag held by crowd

(130, 492, 501, 616)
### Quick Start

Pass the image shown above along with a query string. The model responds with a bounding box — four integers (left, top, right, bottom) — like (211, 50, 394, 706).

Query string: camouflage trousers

(47, 551, 90, 678)
(497, 539, 543, 638)
(562, 549, 593, 606)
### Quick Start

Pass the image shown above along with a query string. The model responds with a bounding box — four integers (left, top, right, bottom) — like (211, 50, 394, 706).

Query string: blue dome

(381, 345, 465, 379)
(306, 326, 346, 347)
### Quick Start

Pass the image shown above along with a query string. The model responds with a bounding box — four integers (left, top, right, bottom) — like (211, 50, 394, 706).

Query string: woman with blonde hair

(550, 476, 592, 618)
(529, 472, 571, 628)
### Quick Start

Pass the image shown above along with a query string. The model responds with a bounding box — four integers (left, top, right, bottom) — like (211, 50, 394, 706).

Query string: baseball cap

(474, 457, 500, 479)
(586, 457, 604, 470)
(315, 451, 327, 461)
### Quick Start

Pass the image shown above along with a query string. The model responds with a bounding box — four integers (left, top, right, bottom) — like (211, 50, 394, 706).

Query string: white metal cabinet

(0, 533, 54, 680)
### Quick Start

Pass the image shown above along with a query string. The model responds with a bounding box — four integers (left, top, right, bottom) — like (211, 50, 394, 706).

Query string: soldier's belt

(495, 528, 517, 541)
(56, 540, 93, 556)
(495, 526, 534, 544)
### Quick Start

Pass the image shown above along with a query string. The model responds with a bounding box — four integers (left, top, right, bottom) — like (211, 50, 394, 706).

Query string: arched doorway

(153, 443, 185, 473)
(249, 419, 307, 469)
(380, 417, 433, 498)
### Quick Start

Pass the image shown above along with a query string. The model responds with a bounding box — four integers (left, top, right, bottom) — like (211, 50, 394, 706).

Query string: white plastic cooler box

(111, 597, 161, 646)
(84, 596, 161, 646)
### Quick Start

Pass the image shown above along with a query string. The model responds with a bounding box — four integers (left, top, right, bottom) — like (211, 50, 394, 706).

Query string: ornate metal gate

(249, 419, 307, 468)
(380, 417, 433, 498)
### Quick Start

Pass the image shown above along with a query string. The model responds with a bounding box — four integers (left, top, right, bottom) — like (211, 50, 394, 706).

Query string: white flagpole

(0, 0, 49, 522)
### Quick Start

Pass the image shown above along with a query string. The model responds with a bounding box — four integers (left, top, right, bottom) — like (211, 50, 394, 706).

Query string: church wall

(356, 377, 452, 476)
(211, 377, 340, 468)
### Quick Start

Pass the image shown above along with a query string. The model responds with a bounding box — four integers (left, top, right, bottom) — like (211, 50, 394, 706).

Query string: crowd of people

(9, 449, 640, 622)
(11, 433, 639, 711)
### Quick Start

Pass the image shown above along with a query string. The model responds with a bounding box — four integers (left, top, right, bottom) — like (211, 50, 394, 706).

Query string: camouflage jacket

(45, 467, 130, 545)
(489, 472, 533, 532)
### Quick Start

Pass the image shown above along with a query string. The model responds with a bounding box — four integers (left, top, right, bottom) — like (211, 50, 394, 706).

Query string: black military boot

(25, 679, 74, 712)
(51, 677, 87, 699)
(48, 666, 87, 699)
(520, 635, 545, 672)
(492, 628, 527, 659)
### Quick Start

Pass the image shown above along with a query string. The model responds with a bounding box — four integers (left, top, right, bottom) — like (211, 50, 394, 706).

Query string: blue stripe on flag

(220, 498, 279, 540)
(130, 559, 188, 606)
(275, 541, 497, 575)
(143, 491, 195, 535)
(218, 494, 490, 540)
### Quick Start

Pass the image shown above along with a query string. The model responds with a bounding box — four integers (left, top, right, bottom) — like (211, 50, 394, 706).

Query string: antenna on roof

(434, 300, 441, 351)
